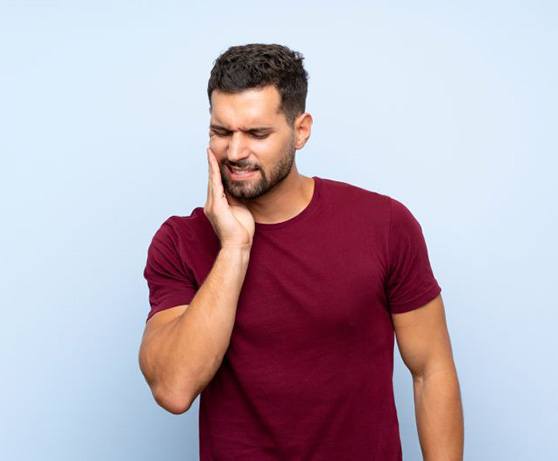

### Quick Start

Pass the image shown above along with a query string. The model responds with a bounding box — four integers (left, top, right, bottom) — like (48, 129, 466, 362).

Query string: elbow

(153, 386, 197, 415)
(138, 349, 197, 414)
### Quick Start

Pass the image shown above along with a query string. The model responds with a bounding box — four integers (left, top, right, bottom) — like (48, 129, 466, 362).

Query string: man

(139, 43, 464, 460)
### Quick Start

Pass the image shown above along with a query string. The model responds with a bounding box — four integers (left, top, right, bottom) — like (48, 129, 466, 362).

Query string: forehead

(210, 85, 285, 128)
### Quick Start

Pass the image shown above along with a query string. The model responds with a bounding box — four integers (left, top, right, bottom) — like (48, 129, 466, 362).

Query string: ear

(294, 112, 313, 149)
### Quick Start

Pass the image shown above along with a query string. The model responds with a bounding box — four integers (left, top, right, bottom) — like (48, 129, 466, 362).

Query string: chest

(232, 225, 389, 351)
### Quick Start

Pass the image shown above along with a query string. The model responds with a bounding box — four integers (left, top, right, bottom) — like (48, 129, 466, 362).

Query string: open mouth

(227, 165, 259, 179)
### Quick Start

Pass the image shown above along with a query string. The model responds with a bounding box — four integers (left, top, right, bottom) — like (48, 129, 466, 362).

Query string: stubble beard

(220, 136, 297, 201)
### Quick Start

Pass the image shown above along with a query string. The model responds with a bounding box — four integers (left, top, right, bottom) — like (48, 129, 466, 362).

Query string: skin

(208, 85, 314, 227)
(393, 295, 464, 460)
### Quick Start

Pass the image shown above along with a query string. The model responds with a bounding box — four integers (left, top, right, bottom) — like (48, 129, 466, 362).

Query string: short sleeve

(143, 219, 198, 323)
(385, 197, 442, 314)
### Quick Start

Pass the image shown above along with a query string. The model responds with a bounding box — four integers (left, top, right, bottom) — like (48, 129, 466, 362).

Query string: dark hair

(207, 43, 309, 126)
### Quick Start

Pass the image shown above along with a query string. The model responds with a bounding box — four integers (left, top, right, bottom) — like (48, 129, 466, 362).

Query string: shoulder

(316, 178, 427, 245)
(387, 196, 427, 236)
(158, 207, 207, 234)
(318, 176, 391, 210)
(148, 207, 210, 248)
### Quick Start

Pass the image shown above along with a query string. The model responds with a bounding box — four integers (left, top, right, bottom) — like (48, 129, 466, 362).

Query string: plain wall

(1, 1, 556, 459)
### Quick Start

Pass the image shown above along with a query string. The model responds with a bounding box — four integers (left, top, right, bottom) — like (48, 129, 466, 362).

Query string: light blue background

(1, 1, 556, 460)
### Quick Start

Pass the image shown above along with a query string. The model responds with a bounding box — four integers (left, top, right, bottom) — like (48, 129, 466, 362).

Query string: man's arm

(139, 245, 250, 414)
(392, 294, 464, 461)
(139, 147, 255, 415)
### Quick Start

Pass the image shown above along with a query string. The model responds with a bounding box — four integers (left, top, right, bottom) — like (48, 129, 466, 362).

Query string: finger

(206, 148, 213, 208)
(207, 147, 226, 204)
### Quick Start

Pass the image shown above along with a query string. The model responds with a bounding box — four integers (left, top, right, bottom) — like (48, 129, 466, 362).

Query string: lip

(227, 165, 259, 180)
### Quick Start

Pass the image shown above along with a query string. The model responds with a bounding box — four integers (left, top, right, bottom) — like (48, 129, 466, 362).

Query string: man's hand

(204, 147, 255, 249)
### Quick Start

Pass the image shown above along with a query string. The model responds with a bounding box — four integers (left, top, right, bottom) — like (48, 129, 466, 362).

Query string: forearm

(413, 367, 464, 461)
(144, 246, 251, 412)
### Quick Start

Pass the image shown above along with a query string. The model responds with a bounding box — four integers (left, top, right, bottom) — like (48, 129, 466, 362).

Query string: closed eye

(210, 130, 269, 139)
(210, 130, 229, 137)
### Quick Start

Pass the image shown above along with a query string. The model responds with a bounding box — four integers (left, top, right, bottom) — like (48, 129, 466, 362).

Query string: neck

(244, 167, 315, 225)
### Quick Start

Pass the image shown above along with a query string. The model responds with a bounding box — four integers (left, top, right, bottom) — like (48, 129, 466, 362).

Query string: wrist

(219, 244, 252, 258)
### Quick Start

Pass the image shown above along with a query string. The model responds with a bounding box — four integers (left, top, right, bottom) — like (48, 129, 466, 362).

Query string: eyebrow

(210, 124, 273, 133)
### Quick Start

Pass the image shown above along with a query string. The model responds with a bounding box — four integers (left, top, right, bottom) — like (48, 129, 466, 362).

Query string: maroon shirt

(143, 176, 442, 460)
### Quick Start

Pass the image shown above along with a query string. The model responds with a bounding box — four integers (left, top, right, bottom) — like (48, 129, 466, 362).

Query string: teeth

(231, 166, 256, 173)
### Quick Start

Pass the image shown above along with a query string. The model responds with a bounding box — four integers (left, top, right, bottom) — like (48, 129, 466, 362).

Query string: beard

(219, 134, 297, 201)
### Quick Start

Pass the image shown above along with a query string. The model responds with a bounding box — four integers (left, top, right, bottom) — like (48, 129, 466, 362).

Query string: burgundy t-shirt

(143, 176, 442, 460)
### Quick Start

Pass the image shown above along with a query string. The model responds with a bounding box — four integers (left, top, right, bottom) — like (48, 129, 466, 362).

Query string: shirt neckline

(254, 176, 322, 232)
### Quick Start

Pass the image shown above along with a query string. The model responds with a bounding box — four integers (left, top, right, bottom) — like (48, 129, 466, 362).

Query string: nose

(227, 132, 251, 163)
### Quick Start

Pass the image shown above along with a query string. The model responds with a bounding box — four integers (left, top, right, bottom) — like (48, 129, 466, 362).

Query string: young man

(139, 43, 464, 461)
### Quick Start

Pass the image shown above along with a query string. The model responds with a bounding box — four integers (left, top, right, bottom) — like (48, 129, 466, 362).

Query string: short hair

(207, 43, 309, 126)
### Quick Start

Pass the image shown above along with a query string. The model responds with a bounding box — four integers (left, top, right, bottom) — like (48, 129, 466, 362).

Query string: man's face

(209, 85, 297, 201)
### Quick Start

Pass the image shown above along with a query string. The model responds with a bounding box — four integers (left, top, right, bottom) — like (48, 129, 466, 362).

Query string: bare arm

(392, 294, 464, 461)
(139, 245, 250, 414)
(139, 146, 255, 414)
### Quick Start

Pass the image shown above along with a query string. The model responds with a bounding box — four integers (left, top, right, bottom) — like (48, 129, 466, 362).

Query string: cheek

(208, 137, 222, 152)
